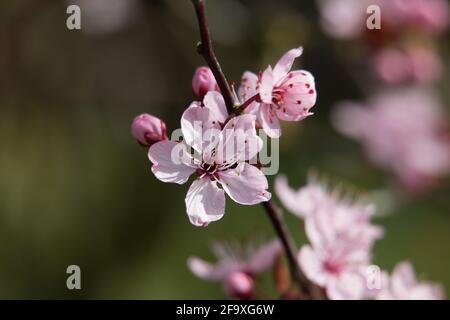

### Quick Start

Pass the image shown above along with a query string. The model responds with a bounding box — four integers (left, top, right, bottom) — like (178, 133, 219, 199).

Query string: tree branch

(262, 200, 322, 299)
(191, 0, 236, 114)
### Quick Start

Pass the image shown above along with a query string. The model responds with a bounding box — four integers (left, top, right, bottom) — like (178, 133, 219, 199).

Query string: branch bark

(262, 200, 317, 298)
(191, 0, 236, 114)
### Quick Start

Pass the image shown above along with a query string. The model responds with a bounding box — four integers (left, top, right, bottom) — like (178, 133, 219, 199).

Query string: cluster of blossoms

(332, 89, 450, 193)
(318, 0, 450, 193)
(187, 176, 444, 300)
(131, 1, 445, 299)
(274, 176, 444, 300)
(132, 48, 317, 226)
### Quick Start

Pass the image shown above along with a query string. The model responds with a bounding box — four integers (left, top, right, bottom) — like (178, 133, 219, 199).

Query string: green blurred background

(0, 0, 449, 299)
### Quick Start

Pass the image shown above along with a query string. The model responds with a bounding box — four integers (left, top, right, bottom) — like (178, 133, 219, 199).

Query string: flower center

(323, 259, 342, 275)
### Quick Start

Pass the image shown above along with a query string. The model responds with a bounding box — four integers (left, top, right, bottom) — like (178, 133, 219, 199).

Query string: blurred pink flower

(131, 113, 167, 147)
(239, 47, 317, 138)
(332, 88, 450, 193)
(192, 66, 219, 100)
(188, 239, 282, 299)
(318, 0, 369, 39)
(383, 0, 450, 34)
(376, 262, 444, 300)
(318, 0, 449, 39)
(148, 92, 270, 226)
(275, 177, 383, 299)
(373, 47, 442, 84)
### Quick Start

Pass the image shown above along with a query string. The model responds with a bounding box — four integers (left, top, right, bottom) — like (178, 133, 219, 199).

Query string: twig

(191, 0, 235, 114)
(262, 200, 310, 297)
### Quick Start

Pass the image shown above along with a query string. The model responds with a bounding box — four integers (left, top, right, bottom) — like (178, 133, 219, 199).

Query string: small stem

(262, 199, 320, 299)
(238, 93, 260, 113)
(191, 0, 235, 114)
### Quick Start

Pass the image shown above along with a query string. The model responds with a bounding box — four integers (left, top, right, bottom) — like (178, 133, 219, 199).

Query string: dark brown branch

(191, 0, 236, 114)
(263, 200, 323, 299)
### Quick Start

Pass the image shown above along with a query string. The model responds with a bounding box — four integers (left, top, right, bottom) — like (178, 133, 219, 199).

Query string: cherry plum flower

(373, 47, 442, 85)
(318, 0, 449, 39)
(275, 177, 383, 299)
(382, 0, 450, 34)
(239, 47, 317, 138)
(317, 0, 370, 40)
(376, 262, 444, 300)
(332, 88, 450, 193)
(188, 239, 282, 299)
(148, 91, 271, 226)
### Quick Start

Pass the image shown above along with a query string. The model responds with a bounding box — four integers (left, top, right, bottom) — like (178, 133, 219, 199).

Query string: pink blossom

(318, 0, 449, 39)
(148, 91, 271, 226)
(376, 262, 444, 300)
(192, 66, 219, 100)
(275, 178, 383, 299)
(188, 239, 282, 298)
(239, 47, 317, 138)
(274, 175, 327, 218)
(383, 0, 450, 34)
(332, 88, 450, 193)
(131, 113, 167, 146)
(373, 47, 442, 84)
(317, 0, 369, 39)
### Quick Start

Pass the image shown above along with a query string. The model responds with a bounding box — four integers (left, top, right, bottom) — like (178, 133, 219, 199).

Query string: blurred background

(0, 0, 449, 299)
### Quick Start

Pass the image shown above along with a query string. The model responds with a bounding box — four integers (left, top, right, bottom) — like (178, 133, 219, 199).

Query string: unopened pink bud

(192, 66, 219, 99)
(224, 272, 254, 299)
(131, 113, 167, 147)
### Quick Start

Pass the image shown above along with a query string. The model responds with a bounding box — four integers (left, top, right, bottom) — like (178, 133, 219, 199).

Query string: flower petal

(275, 175, 304, 217)
(185, 177, 225, 226)
(326, 270, 366, 300)
(203, 91, 229, 124)
(259, 66, 274, 104)
(247, 239, 282, 274)
(187, 256, 229, 281)
(238, 71, 260, 114)
(218, 163, 271, 205)
(148, 140, 195, 184)
(298, 245, 327, 287)
(259, 104, 281, 138)
(213, 114, 262, 164)
(273, 47, 303, 83)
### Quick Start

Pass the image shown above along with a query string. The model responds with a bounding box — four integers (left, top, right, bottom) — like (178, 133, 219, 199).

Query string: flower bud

(224, 272, 254, 299)
(192, 66, 219, 99)
(131, 113, 167, 147)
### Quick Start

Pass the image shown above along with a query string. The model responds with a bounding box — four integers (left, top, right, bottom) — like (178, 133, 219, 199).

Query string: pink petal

(259, 104, 281, 138)
(185, 177, 225, 226)
(275, 176, 326, 218)
(390, 261, 417, 298)
(259, 66, 274, 104)
(298, 245, 327, 286)
(247, 239, 282, 274)
(148, 140, 195, 184)
(218, 163, 271, 205)
(410, 283, 444, 300)
(331, 101, 368, 138)
(238, 71, 260, 114)
(181, 102, 213, 153)
(203, 91, 229, 124)
(213, 114, 262, 164)
(326, 270, 366, 300)
(187, 256, 228, 281)
(273, 47, 303, 83)
(276, 70, 317, 121)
